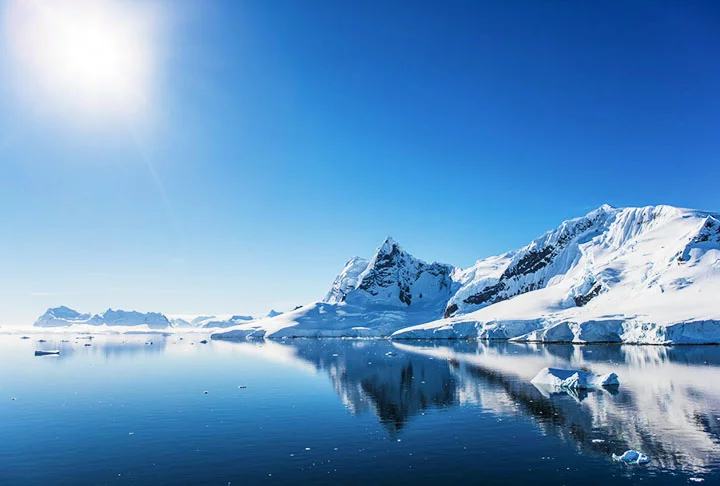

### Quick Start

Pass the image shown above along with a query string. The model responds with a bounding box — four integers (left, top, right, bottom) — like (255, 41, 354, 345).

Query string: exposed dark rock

(463, 282, 507, 306)
(502, 246, 555, 279)
(358, 243, 403, 296)
(678, 216, 720, 262)
(399, 284, 412, 305)
(574, 283, 602, 307)
(356, 239, 453, 307)
(444, 303, 458, 318)
(461, 214, 606, 309)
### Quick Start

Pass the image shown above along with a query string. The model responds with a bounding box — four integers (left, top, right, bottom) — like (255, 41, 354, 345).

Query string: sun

(3, 0, 160, 121)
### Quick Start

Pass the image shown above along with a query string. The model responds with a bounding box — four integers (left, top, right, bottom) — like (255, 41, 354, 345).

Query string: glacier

(213, 204, 720, 344)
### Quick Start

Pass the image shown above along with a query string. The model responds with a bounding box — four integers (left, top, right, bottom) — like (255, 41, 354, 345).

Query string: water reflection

(251, 339, 720, 474)
(30, 333, 170, 359)
(290, 340, 457, 432)
(21, 333, 720, 475)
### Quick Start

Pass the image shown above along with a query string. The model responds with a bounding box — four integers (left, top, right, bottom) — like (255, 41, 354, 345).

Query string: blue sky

(1, 0, 719, 325)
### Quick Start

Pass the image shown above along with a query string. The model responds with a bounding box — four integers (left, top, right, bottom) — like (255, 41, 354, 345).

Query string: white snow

(392, 205, 720, 344)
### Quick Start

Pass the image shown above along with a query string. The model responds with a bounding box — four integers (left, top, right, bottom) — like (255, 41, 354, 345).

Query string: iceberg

(612, 450, 651, 465)
(531, 367, 619, 390)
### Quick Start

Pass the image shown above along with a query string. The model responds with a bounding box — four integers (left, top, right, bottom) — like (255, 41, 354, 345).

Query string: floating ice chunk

(591, 439, 605, 444)
(689, 478, 704, 483)
(34, 350, 60, 356)
(531, 367, 619, 390)
(612, 450, 650, 464)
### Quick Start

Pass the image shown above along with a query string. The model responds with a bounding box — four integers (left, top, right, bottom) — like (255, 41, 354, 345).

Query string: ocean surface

(1, 333, 719, 485)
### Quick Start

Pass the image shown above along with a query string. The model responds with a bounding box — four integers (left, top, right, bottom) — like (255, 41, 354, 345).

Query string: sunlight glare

(3, 0, 161, 122)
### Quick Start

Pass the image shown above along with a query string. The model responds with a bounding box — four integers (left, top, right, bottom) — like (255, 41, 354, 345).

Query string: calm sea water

(1, 334, 719, 485)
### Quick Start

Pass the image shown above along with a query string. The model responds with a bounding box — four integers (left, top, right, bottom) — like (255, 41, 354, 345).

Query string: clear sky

(0, 0, 719, 325)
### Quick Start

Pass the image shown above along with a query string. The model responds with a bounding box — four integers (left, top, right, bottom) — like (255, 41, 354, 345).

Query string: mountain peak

(378, 236, 400, 254)
(583, 203, 617, 220)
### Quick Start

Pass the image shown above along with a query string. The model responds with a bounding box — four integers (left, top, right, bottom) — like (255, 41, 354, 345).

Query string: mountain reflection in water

(248, 339, 720, 474)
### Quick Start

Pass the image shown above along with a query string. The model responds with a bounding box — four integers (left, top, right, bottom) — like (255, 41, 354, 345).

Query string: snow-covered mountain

(32, 204, 720, 343)
(200, 315, 255, 329)
(169, 315, 217, 328)
(326, 237, 456, 308)
(214, 237, 457, 339)
(214, 204, 720, 343)
(34, 306, 93, 327)
(394, 205, 720, 343)
(35, 307, 171, 329)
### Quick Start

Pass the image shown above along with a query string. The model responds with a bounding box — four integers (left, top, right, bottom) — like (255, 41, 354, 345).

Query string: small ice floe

(689, 478, 705, 483)
(34, 350, 60, 356)
(531, 367, 619, 390)
(385, 351, 397, 357)
(591, 439, 605, 444)
(612, 450, 650, 465)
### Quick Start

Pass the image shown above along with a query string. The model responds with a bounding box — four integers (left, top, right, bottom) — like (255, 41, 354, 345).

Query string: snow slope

(212, 237, 458, 339)
(214, 205, 720, 343)
(393, 205, 720, 344)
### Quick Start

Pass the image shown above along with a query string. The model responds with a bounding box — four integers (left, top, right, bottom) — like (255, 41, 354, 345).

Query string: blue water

(1, 334, 719, 485)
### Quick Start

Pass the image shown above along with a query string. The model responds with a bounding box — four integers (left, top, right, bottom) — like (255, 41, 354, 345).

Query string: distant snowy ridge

(213, 204, 720, 344)
(35, 306, 171, 329)
(34, 308, 275, 330)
